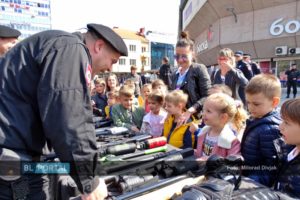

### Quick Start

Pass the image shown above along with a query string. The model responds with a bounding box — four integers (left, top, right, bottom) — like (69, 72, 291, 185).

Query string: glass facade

(0, 0, 51, 39)
(150, 42, 175, 70)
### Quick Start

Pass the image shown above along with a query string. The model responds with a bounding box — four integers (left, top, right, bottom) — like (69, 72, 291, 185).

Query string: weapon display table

(50, 124, 203, 199)
(131, 175, 205, 200)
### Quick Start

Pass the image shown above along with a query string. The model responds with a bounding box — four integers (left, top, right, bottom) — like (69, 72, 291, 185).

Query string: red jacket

(195, 124, 241, 158)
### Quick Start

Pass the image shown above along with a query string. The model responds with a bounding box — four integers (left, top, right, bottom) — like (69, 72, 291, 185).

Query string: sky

(51, 0, 181, 42)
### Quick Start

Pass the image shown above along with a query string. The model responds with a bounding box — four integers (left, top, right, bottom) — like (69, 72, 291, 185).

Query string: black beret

(243, 53, 251, 57)
(0, 25, 21, 38)
(87, 23, 128, 56)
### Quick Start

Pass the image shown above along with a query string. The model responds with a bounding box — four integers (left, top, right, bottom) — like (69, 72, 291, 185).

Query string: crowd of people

(0, 23, 300, 200)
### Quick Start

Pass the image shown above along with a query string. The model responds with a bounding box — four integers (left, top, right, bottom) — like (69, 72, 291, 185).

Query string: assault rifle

(95, 126, 129, 137)
(104, 154, 247, 200)
(99, 148, 202, 198)
(93, 117, 113, 128)
(97, 134, 152, 149)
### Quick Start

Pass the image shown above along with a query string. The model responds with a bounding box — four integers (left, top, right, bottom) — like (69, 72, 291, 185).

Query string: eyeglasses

(174, 54, 189, 61)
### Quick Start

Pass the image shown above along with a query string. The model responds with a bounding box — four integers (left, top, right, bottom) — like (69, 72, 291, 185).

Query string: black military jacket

(0, 30, 99, 194)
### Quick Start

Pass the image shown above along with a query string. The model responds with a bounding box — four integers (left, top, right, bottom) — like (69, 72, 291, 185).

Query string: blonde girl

(195, 93, 248, 160)
(139, 83, 152, 113)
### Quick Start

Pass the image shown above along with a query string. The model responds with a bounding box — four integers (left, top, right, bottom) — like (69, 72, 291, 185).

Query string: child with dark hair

(141, 91, 167, 137)
(275, 98, 300, 198)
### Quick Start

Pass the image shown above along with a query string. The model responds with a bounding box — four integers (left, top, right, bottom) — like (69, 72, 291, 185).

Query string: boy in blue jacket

(241, 74, 282, 187)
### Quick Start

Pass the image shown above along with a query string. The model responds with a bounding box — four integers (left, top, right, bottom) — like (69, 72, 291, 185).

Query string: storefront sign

(270, 18, 300, 36)
(196, 40, 208, 53)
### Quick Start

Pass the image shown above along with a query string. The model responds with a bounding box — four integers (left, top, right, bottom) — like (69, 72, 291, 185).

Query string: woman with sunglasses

(170, 31, 211, 125)
(212, 48, 248, 104)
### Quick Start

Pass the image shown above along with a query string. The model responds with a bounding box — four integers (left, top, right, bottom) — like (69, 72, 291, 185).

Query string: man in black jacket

(159, 56, 172, 89)
(235, 50, 253, 104)
(0, 23, 127, 200)
(243, 53, 261, 76)
(0, 25, 21, 57)
(235, 51, 253, 81)
(285, 64, 299, 98)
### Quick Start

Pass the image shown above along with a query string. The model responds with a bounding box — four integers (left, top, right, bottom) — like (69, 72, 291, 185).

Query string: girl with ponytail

(195, 93, 248, 160)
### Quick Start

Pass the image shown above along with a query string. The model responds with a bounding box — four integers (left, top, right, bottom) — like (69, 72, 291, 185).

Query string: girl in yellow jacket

(163, 90, 196, 148)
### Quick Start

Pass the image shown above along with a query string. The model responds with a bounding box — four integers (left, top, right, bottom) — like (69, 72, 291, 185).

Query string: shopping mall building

(179, 0, 300, 80)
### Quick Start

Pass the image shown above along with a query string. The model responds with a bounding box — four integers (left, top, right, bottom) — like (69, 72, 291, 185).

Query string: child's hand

(189, 122, 198, 133)
(197, 156, 208, 161)
(91, 100, 96, 107)
(131, 126, 140, 132)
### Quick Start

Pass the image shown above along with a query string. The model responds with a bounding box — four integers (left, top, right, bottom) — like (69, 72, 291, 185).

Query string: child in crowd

(163, 90, 196, 149)
(91, 78, 107, 117)
(139, 84, 152, 113)
(209, 84, 246, 139)
(124, 79, 139, 106)
(195, 93, 247, 160)
(105, 90, 119, 119)
(275, 98, 300, 198)
(141, 91, 168, 137)
(111, 85, 145, 132)
(208, 84, 233, 97)
(241, 74, 282, 187)
(106, 73, 119, 93)
(190, 84, 246, 143)
(151, 79, 168, 96)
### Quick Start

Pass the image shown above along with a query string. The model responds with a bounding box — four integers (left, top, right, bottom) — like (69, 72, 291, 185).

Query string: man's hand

(177, 107, 196, 126)
(81, 178, 108, 200)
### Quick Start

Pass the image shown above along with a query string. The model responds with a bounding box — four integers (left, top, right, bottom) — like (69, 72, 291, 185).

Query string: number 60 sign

(270, 18, 300, 36)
